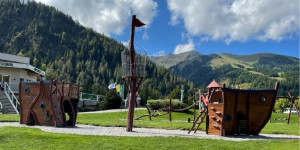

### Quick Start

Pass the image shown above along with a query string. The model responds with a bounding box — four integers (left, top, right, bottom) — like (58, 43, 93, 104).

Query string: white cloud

(142, 28, 149, 40)
(121, 41, 129, 47)
(174, 38, 195, 54)
(34, 0, 157, 36)
(151, 50, 166, 56)
(167, 0, 299, 43)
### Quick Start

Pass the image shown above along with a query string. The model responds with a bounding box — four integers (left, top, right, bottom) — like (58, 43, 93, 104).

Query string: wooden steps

(0, 92, 18, 114)
(188, 107, 207, 134)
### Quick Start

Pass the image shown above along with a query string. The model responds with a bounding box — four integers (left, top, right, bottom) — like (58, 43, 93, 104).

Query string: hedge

(147, 99, 188, 111)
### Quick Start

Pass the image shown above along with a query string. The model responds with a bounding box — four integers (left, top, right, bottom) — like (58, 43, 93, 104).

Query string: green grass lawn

(76, 110, 198, 130)
(0, 110, 299, 135)
(0, 126, 298, 150)
(262, 113, 300, 135)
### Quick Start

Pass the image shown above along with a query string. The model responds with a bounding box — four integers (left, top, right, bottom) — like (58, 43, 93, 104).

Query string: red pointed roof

(207, 80, 221, 88)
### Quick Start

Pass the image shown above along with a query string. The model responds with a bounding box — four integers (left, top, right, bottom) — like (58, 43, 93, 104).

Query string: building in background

(0, 52, 45, 92)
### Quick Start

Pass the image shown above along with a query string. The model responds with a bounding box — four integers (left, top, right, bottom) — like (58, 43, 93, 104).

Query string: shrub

(274, 97, 299, 113)
(100, 90, 122, 110)
(274, 98, 291, 113)
(147, 99, 188, 111)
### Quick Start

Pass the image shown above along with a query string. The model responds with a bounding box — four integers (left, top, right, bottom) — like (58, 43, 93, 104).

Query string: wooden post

(293, 103, 300, 123)
(126, 15, 137, 132)
(199, 89, 201, 114)
(287, 93, 294, 125)
(169, 99, 172, 121)
(145, 104, 152, 121)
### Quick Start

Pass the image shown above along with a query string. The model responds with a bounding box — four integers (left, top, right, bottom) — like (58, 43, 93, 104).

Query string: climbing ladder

(188, 88, 216, 134)
(238, 119, 248, 135)
(188, 107, 207, 133)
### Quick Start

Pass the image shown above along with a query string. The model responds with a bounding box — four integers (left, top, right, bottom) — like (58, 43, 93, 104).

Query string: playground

(0, 15, 298, 149)
(0, 110, 299, 149)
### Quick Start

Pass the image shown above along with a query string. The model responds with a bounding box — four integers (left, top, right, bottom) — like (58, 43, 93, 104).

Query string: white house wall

(0, 67, 41, 91)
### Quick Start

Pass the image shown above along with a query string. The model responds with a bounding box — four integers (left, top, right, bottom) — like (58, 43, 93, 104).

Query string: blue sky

(35, 0, 299, 58)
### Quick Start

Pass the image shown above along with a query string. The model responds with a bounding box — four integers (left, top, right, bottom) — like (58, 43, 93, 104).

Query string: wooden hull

(207, 83, 279, 136)
(19, 80, 79, 127)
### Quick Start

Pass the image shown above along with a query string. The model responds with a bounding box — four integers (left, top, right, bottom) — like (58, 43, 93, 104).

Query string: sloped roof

(0, 52, 44, 76)
(0, 52, 30, 64)
(0, 61, 45, 76)
(207, 80, 221, 88)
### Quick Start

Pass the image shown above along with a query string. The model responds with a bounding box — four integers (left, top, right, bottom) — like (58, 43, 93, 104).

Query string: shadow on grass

(224, 134, 299, 140)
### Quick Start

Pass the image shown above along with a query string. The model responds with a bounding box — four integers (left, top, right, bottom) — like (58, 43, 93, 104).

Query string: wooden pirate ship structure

(19, 80, 80, 127)
(189, 80, 279, 136)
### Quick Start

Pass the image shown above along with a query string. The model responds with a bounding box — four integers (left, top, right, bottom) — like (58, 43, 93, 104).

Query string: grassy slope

(0, 127, 298, 150)
(215, 53, 256, 68)
(211, 53, 286, 83)
(149, 51, 202, 69)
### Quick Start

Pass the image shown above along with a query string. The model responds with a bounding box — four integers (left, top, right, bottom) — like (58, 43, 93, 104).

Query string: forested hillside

(151, 51, 299, 96)
(0, 0, 195, 104)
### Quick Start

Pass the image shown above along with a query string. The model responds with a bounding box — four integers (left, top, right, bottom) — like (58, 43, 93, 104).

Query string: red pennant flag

(135, 18, 145, 27)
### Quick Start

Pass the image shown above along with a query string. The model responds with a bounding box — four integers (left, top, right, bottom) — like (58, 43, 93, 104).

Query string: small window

(40, 102, 45, 110)
(225, 114, 232, 122)
(25, 87, 30, 94)
(259, 95, 266, 103)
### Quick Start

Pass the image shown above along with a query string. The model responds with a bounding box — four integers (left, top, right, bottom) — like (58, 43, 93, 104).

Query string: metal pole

(180, 85, 184, 103)
(126, 15, 137, 132)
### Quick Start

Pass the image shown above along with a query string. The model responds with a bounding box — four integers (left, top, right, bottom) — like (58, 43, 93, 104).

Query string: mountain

(149, 50, 202, 69)
(0, 0, 196, 104)
(150, 51, 299, 96)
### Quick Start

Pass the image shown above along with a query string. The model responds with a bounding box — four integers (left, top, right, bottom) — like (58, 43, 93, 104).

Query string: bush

(100, 90, 122, 110)
(147, 99, 188, 111)
(274, 98, 299, 113)
(274, 98, 289, 113)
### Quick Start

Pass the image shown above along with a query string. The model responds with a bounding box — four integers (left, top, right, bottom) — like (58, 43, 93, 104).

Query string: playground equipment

(135, 98, 201, 121)
(122, 15, 146, 132)
(189, 80, 279, 136)
(19, 79, 80, 127)
(135, 99, 173, 121)
(277, 93, 300, 124)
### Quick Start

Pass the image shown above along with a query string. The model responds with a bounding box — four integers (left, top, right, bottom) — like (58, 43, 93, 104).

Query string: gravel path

(0, 122, 299, 141)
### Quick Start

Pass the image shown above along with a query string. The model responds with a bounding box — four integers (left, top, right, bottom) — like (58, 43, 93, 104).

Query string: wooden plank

(222, 91, 236, 135)
(248, 92, 276, 134)
(207, 103, 223, 135)
(19, 84, 40, 124)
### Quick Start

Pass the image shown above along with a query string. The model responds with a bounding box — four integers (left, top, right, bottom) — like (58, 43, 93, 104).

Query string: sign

(81, 93, 97, 100)
(0, 62, 13, 67)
